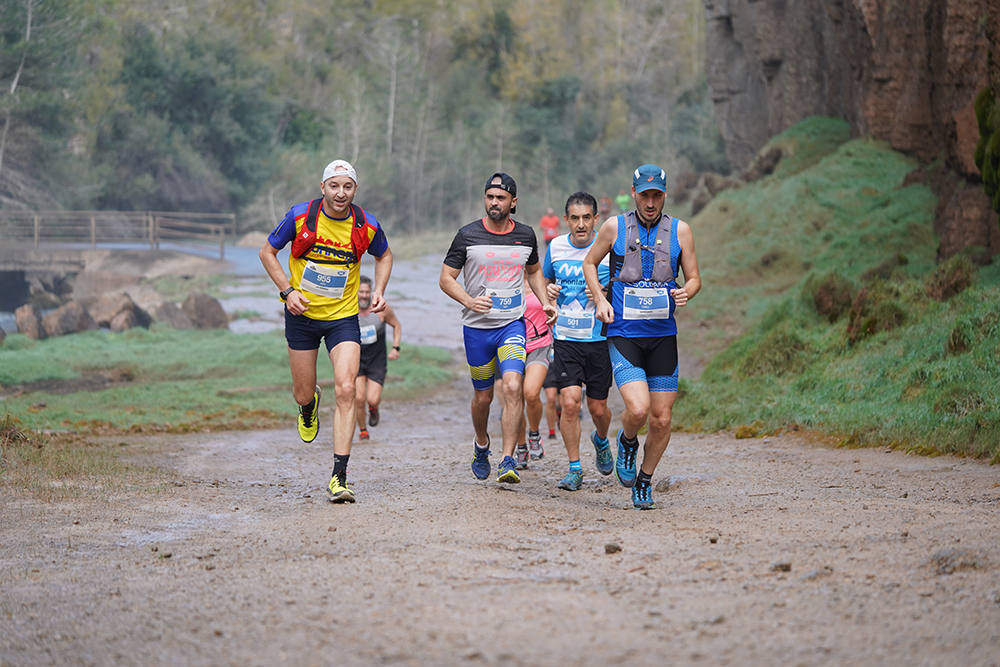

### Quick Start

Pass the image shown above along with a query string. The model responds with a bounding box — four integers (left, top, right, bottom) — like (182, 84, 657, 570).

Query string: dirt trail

(3, 376, 1000, 665)
(3, 253, 1000, 665)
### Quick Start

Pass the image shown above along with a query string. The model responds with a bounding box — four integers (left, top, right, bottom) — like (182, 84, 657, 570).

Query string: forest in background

(0, 0, 721, 232)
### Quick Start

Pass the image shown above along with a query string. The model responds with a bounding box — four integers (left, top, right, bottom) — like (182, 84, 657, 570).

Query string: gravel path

(2, 250, 999, 665)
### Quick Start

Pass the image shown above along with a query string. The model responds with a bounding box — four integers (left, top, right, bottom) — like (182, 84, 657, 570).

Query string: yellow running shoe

(297, 385, 321, 443)
(326, 474, 355, 503)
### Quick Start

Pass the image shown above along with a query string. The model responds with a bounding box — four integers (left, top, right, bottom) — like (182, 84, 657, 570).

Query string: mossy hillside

(676, 117, 1000, 460)
(691, 118, 937, 337)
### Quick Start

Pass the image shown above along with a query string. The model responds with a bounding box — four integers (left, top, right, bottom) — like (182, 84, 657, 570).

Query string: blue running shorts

(463, 320, 527, 391)
(285, 309, 361, 353)
(607, 335, 678, 392)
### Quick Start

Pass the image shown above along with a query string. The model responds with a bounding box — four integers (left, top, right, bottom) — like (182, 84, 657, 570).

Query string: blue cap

(633, 164, 667, 193)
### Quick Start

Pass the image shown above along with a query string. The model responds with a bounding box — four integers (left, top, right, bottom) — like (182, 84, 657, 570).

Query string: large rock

(182, 292, 229, 330)
(41, 301, 97, 338)
(149, 301, 193, 330)
(71, 270, 141, 301)
(704, 0, 1000, 256)
(109, 309, 139, 333)
(122, 285, 167, 313)
(14, 303, 45, 340)
(87, 293, 152, 330)
(690, 172, 742, 215)
(935, 182, 1000, 260)
(705, 0, 998, 174)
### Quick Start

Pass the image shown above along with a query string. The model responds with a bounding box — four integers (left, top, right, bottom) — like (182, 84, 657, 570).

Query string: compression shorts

(607, 335, 678, 392)
(463, 320, 527, 391)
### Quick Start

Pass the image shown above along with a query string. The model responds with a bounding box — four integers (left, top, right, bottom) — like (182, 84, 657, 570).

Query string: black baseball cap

(485, 172, 517, 197)
(485, 172, 517, 214)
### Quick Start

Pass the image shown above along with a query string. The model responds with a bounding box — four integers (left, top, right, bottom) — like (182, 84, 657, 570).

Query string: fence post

(90, 216, 97, 248)
(218, 227, 225, 259)
(33, 216, 39, 247)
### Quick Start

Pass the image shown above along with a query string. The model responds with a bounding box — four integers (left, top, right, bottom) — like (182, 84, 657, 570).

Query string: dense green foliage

(94, 24, 282, 210)
(0, 0, 719, 230)
(675, 118, 1000, 461)
(0, 327, 454, 432)
(0, 0, 99, 206)
(974, 86, 1000, 214)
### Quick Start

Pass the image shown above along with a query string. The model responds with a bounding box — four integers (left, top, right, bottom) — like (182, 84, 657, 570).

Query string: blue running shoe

(471, 442, 490, 480)
(557, 471, 583, 491)
(497, 455, 521, 483)
(615, 429, 638, 488)
(632, 482, 656, 510)
(592, 430, 613, 476)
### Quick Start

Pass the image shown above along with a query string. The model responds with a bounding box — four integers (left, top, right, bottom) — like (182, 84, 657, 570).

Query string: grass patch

(675, 117, 1000, 460)
(1, 327, 457, 434)
(0, 414, 167, 500)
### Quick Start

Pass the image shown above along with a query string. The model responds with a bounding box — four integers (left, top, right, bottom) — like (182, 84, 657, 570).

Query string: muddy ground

(2, 251, 1000, 665)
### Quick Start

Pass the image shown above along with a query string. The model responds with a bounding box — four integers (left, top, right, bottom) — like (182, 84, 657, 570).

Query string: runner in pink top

(515, 292, 553, 467)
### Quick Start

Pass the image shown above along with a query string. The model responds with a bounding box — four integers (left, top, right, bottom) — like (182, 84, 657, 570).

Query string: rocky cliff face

(705, 0, 1000, 258)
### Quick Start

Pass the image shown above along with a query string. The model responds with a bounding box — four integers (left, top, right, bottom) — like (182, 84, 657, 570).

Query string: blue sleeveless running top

(606, 214, 680, 338)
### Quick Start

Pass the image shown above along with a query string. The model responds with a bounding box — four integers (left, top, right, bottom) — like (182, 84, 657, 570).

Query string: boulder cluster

(7, 280, 229, 341)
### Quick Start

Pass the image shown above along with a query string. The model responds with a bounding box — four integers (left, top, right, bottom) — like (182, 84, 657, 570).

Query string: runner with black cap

(439, 172, 556, 484)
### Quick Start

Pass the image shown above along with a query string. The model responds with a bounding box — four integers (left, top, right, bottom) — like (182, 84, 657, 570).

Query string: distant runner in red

(539, 208, 561, 245)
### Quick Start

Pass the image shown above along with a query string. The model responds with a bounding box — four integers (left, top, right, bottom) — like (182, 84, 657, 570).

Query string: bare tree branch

(1, 0, 34, 176)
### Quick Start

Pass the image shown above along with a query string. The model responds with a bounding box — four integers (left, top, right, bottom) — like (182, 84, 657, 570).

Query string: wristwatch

(393, 345, 401, 351)
(279, 286, 296, 301)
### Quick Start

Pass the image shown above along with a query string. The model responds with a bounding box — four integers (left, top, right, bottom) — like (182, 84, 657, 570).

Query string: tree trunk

(386, 42, 398, 157)
(0, 0, 33, 176)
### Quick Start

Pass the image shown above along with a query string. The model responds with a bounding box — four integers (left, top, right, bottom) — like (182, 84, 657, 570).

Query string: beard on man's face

(486, 206, 506, 221)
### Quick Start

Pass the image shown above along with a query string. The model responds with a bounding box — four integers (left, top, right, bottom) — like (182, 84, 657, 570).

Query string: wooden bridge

(0, 210, 237, 272)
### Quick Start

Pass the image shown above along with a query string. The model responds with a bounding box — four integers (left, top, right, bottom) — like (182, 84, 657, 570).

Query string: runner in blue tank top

(582, 164, 702, 510)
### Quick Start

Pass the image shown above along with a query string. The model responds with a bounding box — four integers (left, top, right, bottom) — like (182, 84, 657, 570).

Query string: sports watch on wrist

(279, 286, 295, 301)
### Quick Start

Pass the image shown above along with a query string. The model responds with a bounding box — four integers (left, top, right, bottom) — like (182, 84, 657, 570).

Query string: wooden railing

(0, 210, 237, 258)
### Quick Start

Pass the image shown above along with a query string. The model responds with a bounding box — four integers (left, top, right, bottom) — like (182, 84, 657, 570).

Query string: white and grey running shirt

(443, 217, 540, 328)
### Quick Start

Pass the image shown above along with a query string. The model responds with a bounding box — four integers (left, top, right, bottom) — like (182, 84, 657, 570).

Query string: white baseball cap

(322, 159, 358, 184)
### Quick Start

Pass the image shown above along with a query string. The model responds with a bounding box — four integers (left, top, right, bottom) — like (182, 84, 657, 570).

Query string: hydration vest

(613, 210, 675, 284)
(290, 199, 373, 260)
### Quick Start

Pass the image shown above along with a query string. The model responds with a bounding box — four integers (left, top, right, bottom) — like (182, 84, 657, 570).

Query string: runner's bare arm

(259, 240, 310, 315)
(439, 264, 491, 313)
(383, 305, 402, 359)
(672, 220, 701, 307)
(525, 262, 556, 324)
(370, 247, 393, 313)
(583, 219, 616, 323)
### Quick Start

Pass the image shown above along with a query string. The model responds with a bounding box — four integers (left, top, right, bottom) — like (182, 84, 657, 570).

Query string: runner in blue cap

(581, 164, 702, 509)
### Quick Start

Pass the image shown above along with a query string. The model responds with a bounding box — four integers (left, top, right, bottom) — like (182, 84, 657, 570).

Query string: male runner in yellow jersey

(260, 159, 393, 503)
